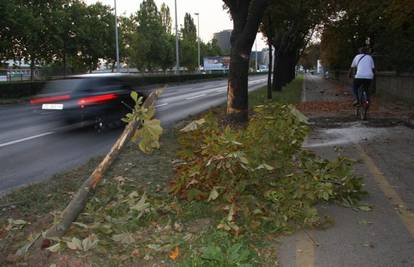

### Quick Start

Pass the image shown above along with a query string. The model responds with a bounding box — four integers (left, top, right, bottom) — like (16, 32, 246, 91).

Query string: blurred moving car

(30, 74, 149, 128)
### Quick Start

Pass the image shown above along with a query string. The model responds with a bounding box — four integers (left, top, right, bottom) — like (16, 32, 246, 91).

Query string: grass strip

(249, 74, 304, 107)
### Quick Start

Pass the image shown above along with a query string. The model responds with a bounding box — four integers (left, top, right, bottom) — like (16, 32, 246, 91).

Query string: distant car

(30, 74, 149, 128)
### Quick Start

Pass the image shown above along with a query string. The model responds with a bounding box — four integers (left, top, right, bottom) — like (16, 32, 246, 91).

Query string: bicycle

(355, 85, 369, 120)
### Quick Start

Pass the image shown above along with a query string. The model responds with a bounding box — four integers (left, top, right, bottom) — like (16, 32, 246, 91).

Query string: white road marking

(212, 91, 226, 96)
(0, 132, 55, 148)
(155, 103, 168, 108)
(186, 94, 206, 100)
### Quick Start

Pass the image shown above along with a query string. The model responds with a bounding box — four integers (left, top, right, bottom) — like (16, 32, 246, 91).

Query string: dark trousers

(353, 78, 372, 101)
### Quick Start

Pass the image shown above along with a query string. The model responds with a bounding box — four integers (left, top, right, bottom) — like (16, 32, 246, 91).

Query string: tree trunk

(287, 51, 296, 84)
(63, 40, 67, 77)
(225, 0, 269, 124)
(273, 51, 287, 91)
(30, 60, 34, 81)
(63, 53, 67, 77)
(274, 50, 296, 91)
(227, 45, 250, 123)
(267, 42, 272, 99)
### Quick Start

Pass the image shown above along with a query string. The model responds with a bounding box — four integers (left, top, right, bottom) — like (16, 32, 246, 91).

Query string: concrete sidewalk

(276, 74, 414, 267)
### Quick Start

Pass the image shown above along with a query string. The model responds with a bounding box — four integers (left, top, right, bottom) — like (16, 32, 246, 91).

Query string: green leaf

(358, 204, 372, 212)
(73, 222, 88, 229)
(201, 245, 223, 262)
(66, 237, 82, 250)
(256, 163, 274, 171)
(136, 119, 163, 153)
(82, 235, 98, 251)
(208, 187, 220, 202)
(239, 156, 249, 165)
(46, 243, 61, 253)
(9, 219, 27, 225)
(112, 233, 135, 245)
(186, 188, 206, 201)
(130, 192, 150, 213)
(130, 91, 138, 102)
(180, 118, 206, 132)
(289, 105, 309, 124)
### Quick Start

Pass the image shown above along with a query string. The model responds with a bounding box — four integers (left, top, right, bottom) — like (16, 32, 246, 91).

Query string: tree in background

(0, 0, 17, 62)
(320, 0, 414, 73)
(160, 3, 172, 34)
(1, 0, 283, 78)
(1, 0, 118, 75)
(299, 43, 320, 71)
(200, 38, 223, 65)
(261, 0, 328, 91)
(10, 0, 63, 78)
(129, 0, 166, 71)
(180, 13, 198, 71)
(78, 3, 117, 72)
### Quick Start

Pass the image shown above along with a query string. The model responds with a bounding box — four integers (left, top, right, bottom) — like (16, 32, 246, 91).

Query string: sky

(85, 0, 267, 50)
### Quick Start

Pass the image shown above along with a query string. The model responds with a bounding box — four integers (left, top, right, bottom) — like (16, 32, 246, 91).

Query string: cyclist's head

(359, 47, 369, 54)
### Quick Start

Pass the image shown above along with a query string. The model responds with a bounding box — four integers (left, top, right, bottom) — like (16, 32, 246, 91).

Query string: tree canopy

(0, 0, 222, 75)
(320, 0, 414, 72)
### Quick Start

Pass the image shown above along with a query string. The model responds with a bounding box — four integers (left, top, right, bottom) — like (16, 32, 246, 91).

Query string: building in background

(213, 30, 232, 55)
(203, 56, 230, 72)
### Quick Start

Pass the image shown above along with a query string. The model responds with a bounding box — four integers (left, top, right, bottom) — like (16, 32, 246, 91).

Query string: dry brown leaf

(169, 246, 180, 261)
(131, 249, 140, 257)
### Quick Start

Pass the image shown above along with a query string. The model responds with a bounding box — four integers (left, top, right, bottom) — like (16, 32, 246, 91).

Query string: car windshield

(43, 79, 85, 94)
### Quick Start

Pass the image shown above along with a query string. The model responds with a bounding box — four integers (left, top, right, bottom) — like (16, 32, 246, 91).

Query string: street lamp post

(114, 0, 120, 72)
(174, 0, 180, 74)
(194, 12, 200, 71)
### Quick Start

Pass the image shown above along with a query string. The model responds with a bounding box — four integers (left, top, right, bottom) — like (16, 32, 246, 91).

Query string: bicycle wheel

(355, 105, 361, 118)
(361, 91, 369, 120)
(360, 105, 367, 120)
(355, 86, 363, 119)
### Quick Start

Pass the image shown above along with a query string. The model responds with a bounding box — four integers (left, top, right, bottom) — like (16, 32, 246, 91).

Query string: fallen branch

(38, 88, 163, 242)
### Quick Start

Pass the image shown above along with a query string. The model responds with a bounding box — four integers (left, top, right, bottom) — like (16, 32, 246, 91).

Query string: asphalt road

(0, 75, 267, 194)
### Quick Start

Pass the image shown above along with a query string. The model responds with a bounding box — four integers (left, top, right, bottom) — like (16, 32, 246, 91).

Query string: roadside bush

(171, 103, 366, 233)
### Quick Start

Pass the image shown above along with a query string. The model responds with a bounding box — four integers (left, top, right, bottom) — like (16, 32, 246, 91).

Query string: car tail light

(30, 95, 70, 104)
(78, 93, 118, 107)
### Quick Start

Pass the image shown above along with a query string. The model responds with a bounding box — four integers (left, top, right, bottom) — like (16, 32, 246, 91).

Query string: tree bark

(267, 41, 273, 99)
(36, 88, 163, 244)
(225, 0, 269, 124)
(273, 51, 288, 91)
(63, 40, 67, 78)
(30, 60, 34, 81)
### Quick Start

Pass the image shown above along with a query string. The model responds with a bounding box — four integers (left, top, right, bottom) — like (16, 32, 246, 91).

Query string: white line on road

(186, 94, 206, 100)
(0, 132, 55, 148)
(212, 92, 226, 96)
(155, 103, 168, 108)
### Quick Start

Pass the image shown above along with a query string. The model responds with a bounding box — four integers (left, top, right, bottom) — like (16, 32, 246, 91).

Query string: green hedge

(0, 81, 46, 99)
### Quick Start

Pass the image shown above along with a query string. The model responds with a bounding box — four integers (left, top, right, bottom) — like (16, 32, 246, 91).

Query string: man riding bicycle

(348, 47, 375, 106)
